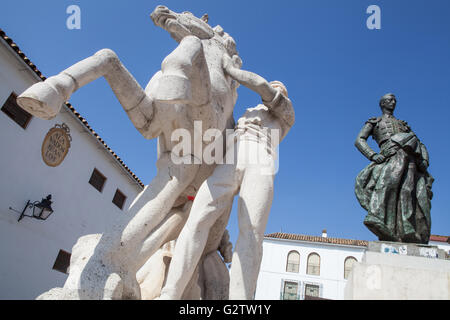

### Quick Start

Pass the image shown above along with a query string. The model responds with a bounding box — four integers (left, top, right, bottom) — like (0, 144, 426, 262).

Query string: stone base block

(345, 241, 450, 300)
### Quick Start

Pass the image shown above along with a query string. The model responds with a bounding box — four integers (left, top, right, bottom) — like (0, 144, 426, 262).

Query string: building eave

(264, 232, 369, 248)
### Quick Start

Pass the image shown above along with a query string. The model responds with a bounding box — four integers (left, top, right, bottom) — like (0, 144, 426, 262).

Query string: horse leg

(17, 49, 153, 134)
(73, 152, 199, 300)
(135, 201, 192, 272)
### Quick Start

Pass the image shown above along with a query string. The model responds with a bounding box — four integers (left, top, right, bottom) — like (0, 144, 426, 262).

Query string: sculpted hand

(371, 154, 386, 164)
(222, 54, 234, 73)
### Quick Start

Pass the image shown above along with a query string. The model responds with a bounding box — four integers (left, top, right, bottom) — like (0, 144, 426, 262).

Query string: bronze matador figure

(354, 93, 434, 244)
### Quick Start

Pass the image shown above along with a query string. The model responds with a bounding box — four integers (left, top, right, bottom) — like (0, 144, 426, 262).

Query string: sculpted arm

(411, 124, 430, 169)
(355, 122, 384, 163)
(222, 54, 295, 138)
(418, 141, 430, 171)
(264, 91, 295, 140)
(222, 55, 277, 102)
(420, 142, 430, 165)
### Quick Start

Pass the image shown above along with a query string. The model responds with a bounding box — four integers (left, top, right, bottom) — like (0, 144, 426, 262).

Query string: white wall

(0, 39, 142, 299)
(255, 238, 366, 300)
(429, 241, 450, 256)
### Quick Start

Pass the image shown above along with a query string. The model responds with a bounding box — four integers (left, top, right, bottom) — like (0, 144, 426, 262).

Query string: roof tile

(265, 232, 369, 247)
(429, 235, 450, 243)
(266, 232, 450, 246)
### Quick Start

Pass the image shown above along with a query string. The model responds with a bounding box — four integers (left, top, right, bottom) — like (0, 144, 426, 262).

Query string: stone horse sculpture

(18, 5, 241, 299)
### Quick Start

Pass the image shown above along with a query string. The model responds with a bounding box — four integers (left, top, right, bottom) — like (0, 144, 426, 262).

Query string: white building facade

(255, 232, 450, 300)
(254, 232, 368, 300)
(429, 235, 450, 258)
(0, 29, 143, 299)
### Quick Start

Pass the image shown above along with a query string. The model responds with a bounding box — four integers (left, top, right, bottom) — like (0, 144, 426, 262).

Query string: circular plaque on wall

(41, 123, 72, 167)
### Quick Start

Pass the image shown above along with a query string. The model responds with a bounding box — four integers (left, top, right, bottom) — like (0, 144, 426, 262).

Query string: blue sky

(1, 0, 449, 244)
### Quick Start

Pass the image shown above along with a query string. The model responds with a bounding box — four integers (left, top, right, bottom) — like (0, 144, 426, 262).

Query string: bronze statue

(354, 93, 434, 244)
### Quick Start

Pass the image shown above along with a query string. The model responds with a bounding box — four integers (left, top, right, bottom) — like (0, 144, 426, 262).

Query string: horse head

(151, 5, 214, 42)
(150, 5, 241, 65)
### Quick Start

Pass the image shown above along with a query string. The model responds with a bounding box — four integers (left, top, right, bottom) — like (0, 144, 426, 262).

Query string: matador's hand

(371, 154, 386, 164)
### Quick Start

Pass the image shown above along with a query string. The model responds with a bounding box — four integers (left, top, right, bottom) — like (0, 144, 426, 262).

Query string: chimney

(322, 229, 327, 238)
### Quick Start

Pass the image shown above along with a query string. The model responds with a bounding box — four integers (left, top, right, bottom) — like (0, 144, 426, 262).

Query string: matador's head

(379, 93, 396, 113)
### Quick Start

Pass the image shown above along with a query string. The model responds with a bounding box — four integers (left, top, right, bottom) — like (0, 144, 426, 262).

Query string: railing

(281, 293, 330, 300)
(281, 292, 300, 300)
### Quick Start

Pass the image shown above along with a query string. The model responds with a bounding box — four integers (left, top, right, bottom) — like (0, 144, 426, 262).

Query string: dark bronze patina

(354, 94, 434, 244)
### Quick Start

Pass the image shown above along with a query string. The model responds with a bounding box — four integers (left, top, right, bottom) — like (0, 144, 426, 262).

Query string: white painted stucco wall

(429, 240, 450, 256)
(0, 37, 143, 299)
(254, 237, 366, 300)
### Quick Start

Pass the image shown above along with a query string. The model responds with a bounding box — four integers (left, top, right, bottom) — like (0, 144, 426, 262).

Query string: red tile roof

(265, 232, 369, 247)
(266, 232, 450, 246)
(0, 28, 144, 188)
(429, 235, 450, 243)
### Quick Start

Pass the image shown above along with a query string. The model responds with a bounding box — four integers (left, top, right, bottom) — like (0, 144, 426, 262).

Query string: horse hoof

(17, 81, 64, 120)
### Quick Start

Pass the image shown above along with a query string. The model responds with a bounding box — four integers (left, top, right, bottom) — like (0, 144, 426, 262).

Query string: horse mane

(213, 25, 241, 66)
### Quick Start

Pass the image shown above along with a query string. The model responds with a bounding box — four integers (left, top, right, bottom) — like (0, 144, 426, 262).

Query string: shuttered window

(89, 168, 107, 192)
(1, 92, 32, 129)
(286, 251, 300, 273)
(112, 189, 127, 210)
(282, 281, 299, 300)
(307, 253, 321, 276)
(304, 284, 320, 298)
(344, 257, 357, 279)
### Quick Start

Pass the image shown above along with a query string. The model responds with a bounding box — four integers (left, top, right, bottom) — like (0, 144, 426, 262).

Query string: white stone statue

(159, 55, 295, 300)
(138, 229, 233, 300)
(18, 5, 242, 300)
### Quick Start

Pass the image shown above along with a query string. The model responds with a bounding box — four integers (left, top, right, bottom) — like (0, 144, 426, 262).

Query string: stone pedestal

(344, 241, 450, 300)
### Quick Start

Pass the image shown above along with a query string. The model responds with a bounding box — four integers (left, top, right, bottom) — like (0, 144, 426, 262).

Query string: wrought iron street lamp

(9, 195, 54, 222)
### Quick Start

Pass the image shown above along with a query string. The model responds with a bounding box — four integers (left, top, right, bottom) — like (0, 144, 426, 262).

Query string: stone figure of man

(159, 54, 295, 300)
(354, 93, 434, 244)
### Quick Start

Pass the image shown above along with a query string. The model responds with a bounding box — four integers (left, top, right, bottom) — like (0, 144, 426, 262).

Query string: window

(89, 168, 106, 192)
(286, 250, 300, 273)
(306, 253, 320, 276)
(344, 256, 358, 279)
(112, 189, 127, 210)
(282, 281, 298, 300)
(1, 92, 32, 129)
(52, 250, 71, 274)
(304, 284, 320, 298)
